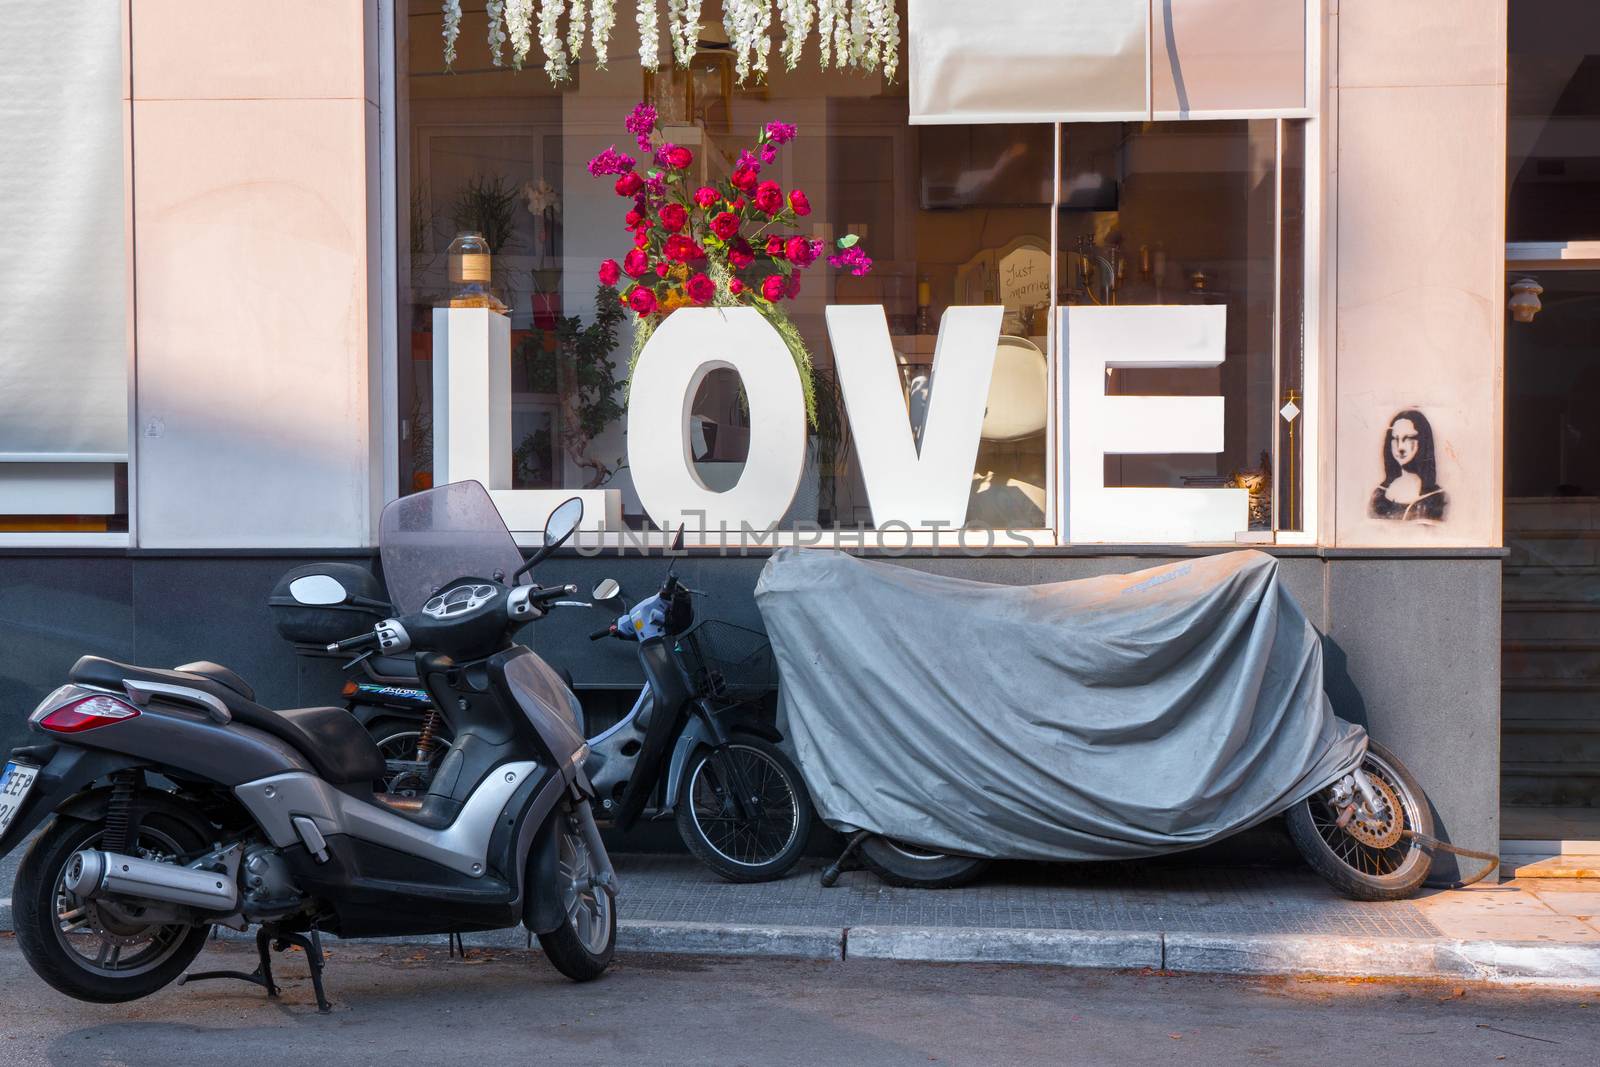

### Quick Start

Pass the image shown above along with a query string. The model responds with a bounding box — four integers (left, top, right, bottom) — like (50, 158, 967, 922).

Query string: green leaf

(836, 234, 859, 249)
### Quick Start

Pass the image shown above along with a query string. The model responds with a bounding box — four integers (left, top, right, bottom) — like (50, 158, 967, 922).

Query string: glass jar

(444, 231, 507, 311)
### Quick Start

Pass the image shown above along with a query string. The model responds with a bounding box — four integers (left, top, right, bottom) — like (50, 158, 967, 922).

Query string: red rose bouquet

(588, 105, 872, 424)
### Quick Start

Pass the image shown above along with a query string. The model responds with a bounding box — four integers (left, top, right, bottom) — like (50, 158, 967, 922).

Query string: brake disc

(1342, 772, 1404, 849)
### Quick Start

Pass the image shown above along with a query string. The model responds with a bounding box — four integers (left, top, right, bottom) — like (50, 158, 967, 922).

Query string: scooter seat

(68, 655, 386, 785)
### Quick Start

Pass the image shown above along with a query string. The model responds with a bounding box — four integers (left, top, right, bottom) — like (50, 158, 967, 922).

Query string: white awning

(0, 3, 127, 513)
(909, 0, 1308, 125)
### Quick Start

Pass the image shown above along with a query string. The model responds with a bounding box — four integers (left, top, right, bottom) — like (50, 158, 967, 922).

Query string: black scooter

(0, 483, 615, 1008)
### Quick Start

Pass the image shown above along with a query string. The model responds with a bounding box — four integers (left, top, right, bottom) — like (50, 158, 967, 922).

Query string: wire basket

(673, 620, 777, 703)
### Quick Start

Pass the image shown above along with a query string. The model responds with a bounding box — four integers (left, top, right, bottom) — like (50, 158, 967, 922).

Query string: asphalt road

(0, 939, 1594, 1066)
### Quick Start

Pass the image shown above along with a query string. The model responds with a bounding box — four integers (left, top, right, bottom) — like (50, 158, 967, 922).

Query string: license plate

(0, 761, 40, 839)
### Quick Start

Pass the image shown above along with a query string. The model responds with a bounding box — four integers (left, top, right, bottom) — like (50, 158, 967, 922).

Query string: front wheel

(13, 810, 214, 1003)
(537, 809, 615, 982)
(1286, 739, 1434, 901)
(676, 737, 813, 883)
(860, 836, 990, 889)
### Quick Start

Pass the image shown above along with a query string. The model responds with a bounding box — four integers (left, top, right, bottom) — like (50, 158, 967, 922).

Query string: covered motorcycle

(755, 548, 1435, 899)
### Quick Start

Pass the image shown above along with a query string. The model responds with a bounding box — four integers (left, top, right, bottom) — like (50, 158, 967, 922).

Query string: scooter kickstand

(180, 927, 280, 997)
(821, 830, 872, 888)
(274, 926, 333, 1014)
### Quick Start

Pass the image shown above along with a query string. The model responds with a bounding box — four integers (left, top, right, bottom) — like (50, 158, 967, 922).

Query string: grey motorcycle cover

(755, 548, 1366, 861)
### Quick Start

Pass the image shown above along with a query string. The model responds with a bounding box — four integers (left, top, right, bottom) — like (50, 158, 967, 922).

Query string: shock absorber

(102, 770, 138, 854)
(416, 708, 441, 762)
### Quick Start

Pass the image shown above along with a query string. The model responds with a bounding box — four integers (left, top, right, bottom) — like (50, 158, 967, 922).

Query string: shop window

(394, 4, 1308, 543)
(0, 3, 128, 535)
(1508, 2, 1600, 242)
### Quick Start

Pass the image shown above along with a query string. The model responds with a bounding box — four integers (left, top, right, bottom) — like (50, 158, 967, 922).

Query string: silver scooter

(0, 481, 615, 1009)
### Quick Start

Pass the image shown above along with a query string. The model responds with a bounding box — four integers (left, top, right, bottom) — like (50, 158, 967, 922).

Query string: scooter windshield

(378, 480, 528, 614)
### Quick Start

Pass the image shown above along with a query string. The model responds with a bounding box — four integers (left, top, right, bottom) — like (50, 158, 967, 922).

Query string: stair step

(1503, 640, 1600, 683)
(1503, 687, 1600, 722)
(1500, 854, 1600, 879)
(1497, 681, 1600, 697)
(1504, 720, 1600, 763)
(1502, 606, 1600, 641)
(1502, 762, 1600, 807)
(1506, 538, 1600, 568)
(1506, 497, 1600, 531)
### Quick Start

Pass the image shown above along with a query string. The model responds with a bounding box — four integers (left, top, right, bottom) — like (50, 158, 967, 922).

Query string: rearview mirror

(288, 574, 347, 606)
(513, 497, 584, 580)
(544, 497, 584, 547)
(591, 578, 622, 603)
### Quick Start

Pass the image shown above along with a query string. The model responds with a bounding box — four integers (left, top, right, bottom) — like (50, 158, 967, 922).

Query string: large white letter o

(626, 307, 806, 534)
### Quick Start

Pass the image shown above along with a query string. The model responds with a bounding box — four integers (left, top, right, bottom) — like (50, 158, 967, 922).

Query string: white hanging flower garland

(442, 0, 462, 69)
(591, 0, 616, 68)
(667, 0, 703, 68)
(505, 0, 534, 69)
(566, 0, 587, 61)
(445, 0, 896, 85)
(538, 0, 571, 81)
(637, 0, 661, 72)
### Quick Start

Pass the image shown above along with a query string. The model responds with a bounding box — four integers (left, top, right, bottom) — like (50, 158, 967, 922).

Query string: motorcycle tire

(676, 737, 813, 883)
(1286, 739, 1435, 902)
(859, 836, 990, 889)
(14, 806, 214, 1003)
(537, 808, 616, 982)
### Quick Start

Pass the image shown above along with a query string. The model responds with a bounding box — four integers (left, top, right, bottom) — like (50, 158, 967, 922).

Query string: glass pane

(1278, 120, 1307, 532)
(1082, 119, 1285, 533)
(1508, 2, 1600, 241)
(1505, 270, 1600, 496)
(396, 3, 1053, 535)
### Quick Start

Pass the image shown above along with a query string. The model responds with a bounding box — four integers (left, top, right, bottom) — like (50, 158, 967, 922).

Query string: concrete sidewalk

(5, 848, 1600, 987)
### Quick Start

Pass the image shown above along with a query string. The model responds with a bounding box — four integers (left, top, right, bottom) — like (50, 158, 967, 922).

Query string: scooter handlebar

(326, 631, 379, 654)
(588, 624, 617, 642)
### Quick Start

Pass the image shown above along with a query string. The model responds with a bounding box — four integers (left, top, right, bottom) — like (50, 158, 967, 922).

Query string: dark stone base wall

(0, 549, 1499, 879)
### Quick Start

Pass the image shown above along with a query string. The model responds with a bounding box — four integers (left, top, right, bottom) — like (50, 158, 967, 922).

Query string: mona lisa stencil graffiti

(1370, 409, 1448, 522)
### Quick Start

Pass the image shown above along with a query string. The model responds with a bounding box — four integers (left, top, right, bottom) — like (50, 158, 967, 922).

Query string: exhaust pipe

(65, 850, 239, 913)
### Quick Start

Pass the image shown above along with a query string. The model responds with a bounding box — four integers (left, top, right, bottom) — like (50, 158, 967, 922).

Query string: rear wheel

(371, 716, 453, 797)
(1286, 739, 1434, 901)
(13, 808, 214, 1003)
(860, 837, 990, 889)
(676, 738, 813, 883)
(537, 808, 615, 982)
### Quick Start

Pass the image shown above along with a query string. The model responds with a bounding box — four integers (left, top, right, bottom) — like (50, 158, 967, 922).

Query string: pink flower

(788, 189, 811, 217)
(625, 209, 644, 228)
(587, 145, 636, 176)
(760, 143, 777, 165)
(765, 236, 787, 258)
(686, 273, 715, 305)
(764, 121, 797, 145)
(598, 259, 621, 286)
(728, 277, 745, 296)
(624, 103, 657, 151)
(754, 181, 784, 215)
(785, 236, 817, 267)
(728, 238, 755, 270)
(786, 274, 802, 299)
(710, 212, 741, 241)
(627, 285, 658, 315)
(730, 165, 759, 193)
(693, 186, 720, 208)
(633, 230, 649, 248)
(623, 249, 651, 278)
(655, 262, 670, 278)
(658, 144, 694, 169)
(761, 275, 786, 301)
(828, 245, 874, 276)
(659, 203, 688, 233)
(615, 172, 644, 198)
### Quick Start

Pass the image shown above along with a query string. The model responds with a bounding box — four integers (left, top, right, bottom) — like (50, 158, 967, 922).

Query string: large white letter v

(825, 305, 1003, 528)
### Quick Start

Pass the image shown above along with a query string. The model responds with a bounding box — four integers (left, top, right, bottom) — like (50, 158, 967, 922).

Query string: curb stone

(845, 926, 1161, 970)
(11, 913, 1600, 987)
